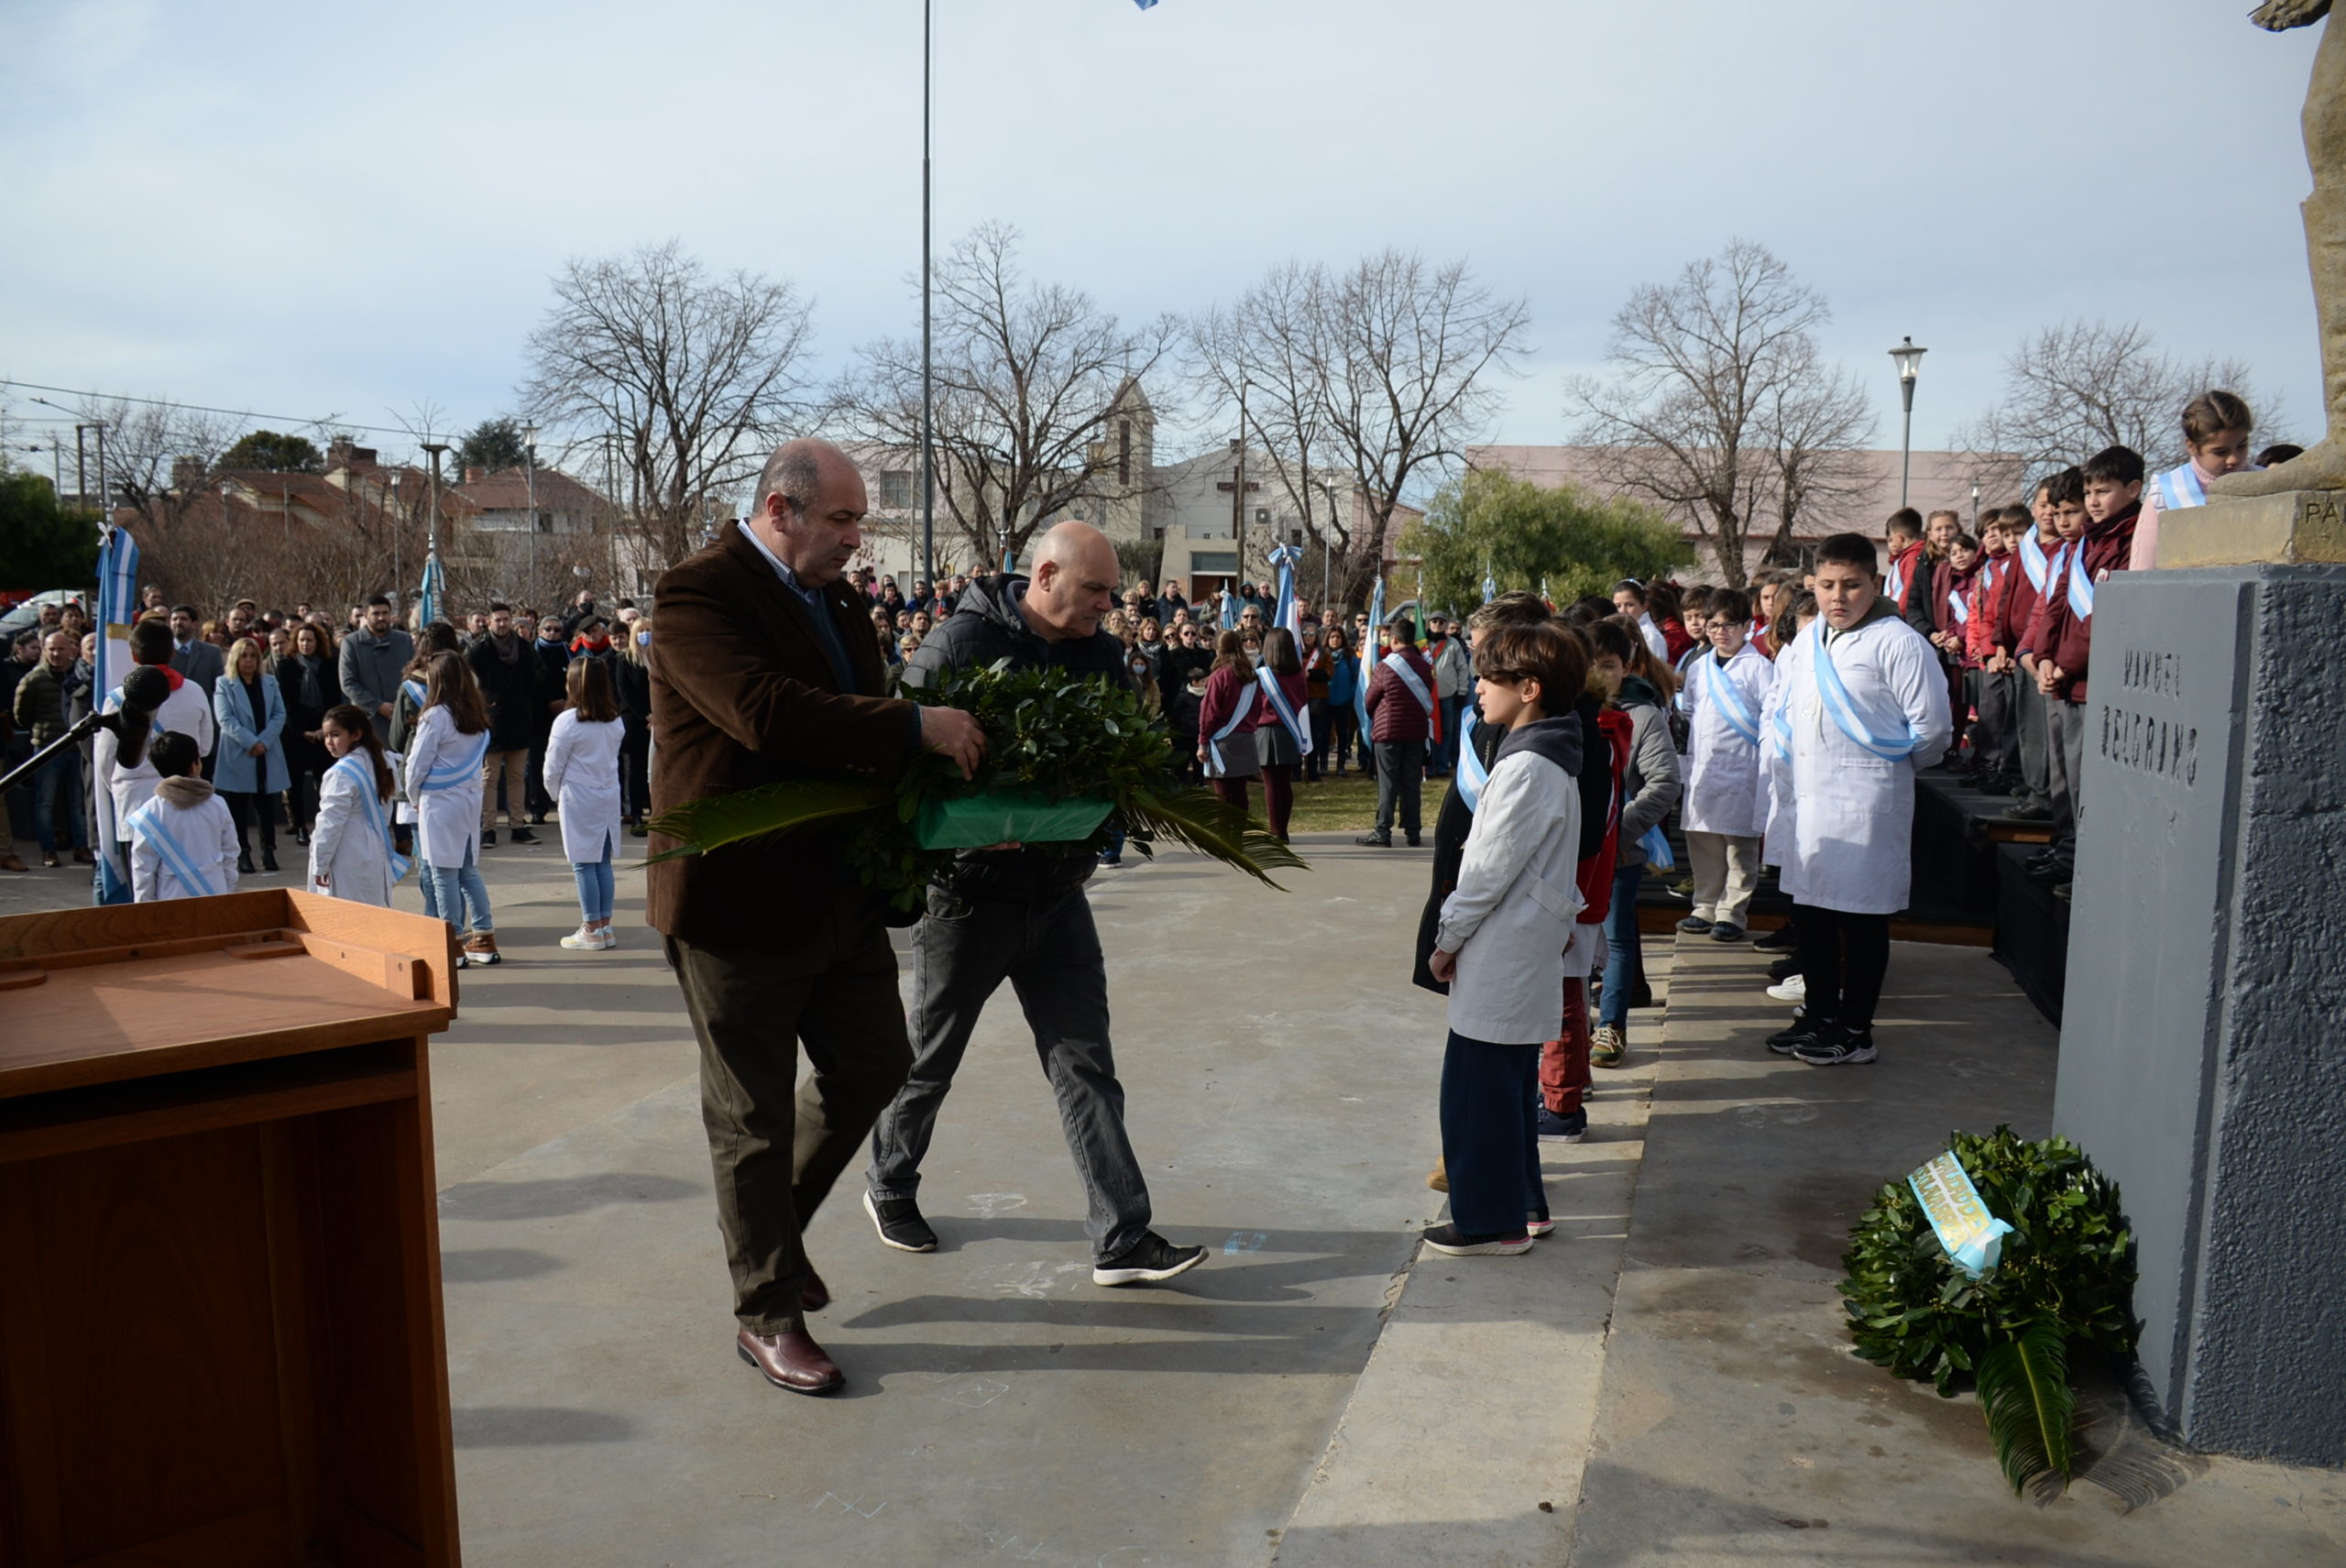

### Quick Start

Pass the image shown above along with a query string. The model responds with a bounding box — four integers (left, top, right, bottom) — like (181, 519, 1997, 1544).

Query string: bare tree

(1951, 320, 2281, 480)
(1195, 250, 1529, 611)
(1568, 240, 1871, 587)
(521, 240, 814, 575)
(836, 222, 1178, 569)
(66, 396, 245, 527)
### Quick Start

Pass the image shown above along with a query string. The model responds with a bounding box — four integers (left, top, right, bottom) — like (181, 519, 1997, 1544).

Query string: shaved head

(1021, 521, 1120, 642)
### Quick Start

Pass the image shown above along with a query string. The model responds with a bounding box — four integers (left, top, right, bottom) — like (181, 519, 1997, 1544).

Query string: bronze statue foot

(2210, 437, 2346, 497)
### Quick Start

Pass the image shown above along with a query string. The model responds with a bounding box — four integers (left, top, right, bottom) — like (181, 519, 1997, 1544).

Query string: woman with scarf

(568, 615, 620, 674)
(274, 621, 344, 846)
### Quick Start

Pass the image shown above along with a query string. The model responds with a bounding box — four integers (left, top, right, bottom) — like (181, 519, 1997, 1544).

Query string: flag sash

(1703, 653, 1762, 748)
(1205, 678, 1254, 775)
(1810, 625, 1923, 762)
(2066, 543, 2096, 619)
(1456, 707, 1489, 810)
(331, 752, 412, 883)
(1256, 668, 1310, 754)
(128, 798, 222, 897)
(2019, 531, 2051, 594)
(421, 729, 491, 792)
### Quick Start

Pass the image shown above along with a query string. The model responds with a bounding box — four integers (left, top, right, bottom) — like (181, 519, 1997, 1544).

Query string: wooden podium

(0, 890, 462, 1567)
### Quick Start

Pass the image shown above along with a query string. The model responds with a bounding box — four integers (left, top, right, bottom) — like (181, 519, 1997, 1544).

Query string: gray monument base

(2054, 552, 2346, 1465)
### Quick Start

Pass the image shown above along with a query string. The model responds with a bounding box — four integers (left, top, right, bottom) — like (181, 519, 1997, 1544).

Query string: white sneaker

(1766, 975, 1807, 1003)
(560, 926, 596, 949)
(591, 927, 618, 949)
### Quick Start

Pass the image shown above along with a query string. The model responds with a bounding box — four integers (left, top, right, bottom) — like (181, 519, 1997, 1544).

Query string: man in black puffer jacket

(862, 521, 1209, 1289)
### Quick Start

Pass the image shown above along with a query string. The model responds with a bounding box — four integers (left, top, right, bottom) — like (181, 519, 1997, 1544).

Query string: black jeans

(868, 886, 1152, 1263)
(1791, 903, 1891, 1032)
(1440, 1031, 1546, 1234)
(668, 920, 914, 1333)
(1372, 739, 1425, 839)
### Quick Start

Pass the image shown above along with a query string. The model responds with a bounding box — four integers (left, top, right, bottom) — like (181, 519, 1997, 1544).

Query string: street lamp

(1889, 337, 1926, 512)
(1969, 477, 1980, 532)
(522, 422, 540, 604)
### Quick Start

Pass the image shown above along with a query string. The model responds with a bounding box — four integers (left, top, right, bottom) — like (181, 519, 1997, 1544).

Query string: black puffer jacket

(904, 575, 1137, 905)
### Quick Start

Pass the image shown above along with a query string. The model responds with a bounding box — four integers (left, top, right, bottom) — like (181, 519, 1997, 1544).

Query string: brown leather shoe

(0, 855, 26, 872)
(736, 1328, 843, 1395)
(800, 1270, 830, 1313)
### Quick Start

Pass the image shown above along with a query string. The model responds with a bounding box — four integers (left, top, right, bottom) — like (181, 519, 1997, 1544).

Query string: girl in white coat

(1424, 623, 1587, 1258)
(308, 703, 404, 906)
(405, 652, 500, 965)
(1677, 587, 1777, 941)
(543, 658, 626, 950)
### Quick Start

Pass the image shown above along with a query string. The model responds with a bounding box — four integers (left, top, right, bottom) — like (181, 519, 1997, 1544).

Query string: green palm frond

(1124, 786, 1309, 889)
(644, 778, 890, 864)
(1976, 1320, 2076, 1502)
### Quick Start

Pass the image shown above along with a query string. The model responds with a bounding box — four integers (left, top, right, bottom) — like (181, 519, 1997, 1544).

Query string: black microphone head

(119, 664, 172, 715)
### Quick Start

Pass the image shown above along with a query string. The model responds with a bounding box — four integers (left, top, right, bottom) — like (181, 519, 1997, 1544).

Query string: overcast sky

(0, 0, 2326, 474)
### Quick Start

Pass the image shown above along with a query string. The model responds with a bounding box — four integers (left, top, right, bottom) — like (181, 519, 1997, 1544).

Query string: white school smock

(1759, 634, 1805, 869)
(309, 755, 396, 906)
(1776, 612, 1952, 916)
(128, 792, 239, 903)
(543, 710, 624, 864)
(1680, 641, 1777, 839)
(403, 707, 487, 869)
(1435, 745, 1584, 1044)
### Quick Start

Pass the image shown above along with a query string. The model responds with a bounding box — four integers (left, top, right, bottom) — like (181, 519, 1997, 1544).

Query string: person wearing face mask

(526, 608, 572, 825)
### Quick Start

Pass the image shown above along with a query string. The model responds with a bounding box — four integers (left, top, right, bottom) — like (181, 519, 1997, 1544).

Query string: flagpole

(919, 0, 937, 595)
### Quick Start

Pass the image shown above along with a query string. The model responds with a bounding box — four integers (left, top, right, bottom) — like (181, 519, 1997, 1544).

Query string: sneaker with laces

(1591, 1024, 1628, 1069)
(1752, 925, 1799, 951)
(560, 926, 597, 949)
(1709, 922, 1745, 943)
(1792, 1025, 1878, 1066)
(1675, 915, 1714, 935)
(1765, 974, 1807, 1003)
(1093, 1232, 1208, 1286)
(591, 927, 618, 949)
(1421, 1223, 1532, 1256)
(1535, 1105, 1587, 1143)
(863, 1190, 938, 1253)
(1766, 1013, 1831, 1054)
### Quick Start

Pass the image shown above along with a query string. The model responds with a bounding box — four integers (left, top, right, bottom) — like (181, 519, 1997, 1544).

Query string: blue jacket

(1326, 651, 1360, 708)
(213, 671, 290, 795)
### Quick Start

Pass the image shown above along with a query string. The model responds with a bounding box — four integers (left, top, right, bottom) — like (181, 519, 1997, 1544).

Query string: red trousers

(1540, 977, 1593, 1115)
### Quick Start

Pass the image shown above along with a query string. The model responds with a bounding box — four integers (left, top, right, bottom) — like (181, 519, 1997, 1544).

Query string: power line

(0, 377, 438, 440)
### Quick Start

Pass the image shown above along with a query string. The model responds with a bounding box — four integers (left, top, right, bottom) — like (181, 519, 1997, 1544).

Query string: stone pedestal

(2053, 532, 2346, 1465)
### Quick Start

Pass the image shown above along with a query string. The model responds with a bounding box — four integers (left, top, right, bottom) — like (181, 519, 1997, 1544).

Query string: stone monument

(2050, 1, 2345, 1467)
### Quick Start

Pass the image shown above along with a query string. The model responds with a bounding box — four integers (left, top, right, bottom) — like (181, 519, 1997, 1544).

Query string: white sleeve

(404, 712, 439, 810)
(1888, 627, 1955, 770)
(543, 713, 574, 801)
(131, 835, 159, 902)
(311, 768, 354, 869)
(218, 803, 240, 892)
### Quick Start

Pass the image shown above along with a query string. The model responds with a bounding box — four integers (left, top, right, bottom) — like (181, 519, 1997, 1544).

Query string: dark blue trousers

(1439, 1030, 1547, 1234)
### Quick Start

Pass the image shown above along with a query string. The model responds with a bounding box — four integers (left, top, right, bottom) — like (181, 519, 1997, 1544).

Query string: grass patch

(1278, 769, 1453, 833)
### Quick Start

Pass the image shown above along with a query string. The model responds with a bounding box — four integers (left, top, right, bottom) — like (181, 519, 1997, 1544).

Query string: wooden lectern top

(0, 889, 457, 1098)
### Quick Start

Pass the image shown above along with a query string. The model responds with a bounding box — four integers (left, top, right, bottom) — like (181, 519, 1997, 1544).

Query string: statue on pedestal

(2219, 2, 2346, 495)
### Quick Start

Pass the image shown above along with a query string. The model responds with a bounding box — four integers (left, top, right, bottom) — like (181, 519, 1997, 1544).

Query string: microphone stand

(0, 707, 122, 793)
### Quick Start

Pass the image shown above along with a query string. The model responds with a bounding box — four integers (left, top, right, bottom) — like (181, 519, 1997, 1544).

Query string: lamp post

(421, 443, 447, 561)
(522, 422, 540, 604)
(918, 0, 937, 595)
(1889, 337, 1926, 512)
(1969, 477, 1980, 532)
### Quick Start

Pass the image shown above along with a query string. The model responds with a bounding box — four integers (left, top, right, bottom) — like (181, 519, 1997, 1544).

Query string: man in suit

(650, 437, 986, 1397)
(166, 605, 225, 697)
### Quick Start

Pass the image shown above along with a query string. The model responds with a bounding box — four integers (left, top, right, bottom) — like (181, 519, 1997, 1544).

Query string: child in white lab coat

(544, 658, 626, 950)
(1676, 587, 1776, 943)
(405, 652, 499, 965)
(126, 730, 238, 902)
(308, 703, 404, 906)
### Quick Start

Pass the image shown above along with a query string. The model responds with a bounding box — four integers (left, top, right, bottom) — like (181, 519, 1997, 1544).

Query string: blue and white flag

(1356, 574, 1386, 734)
(1220, 588, 1238, 630)
(418, 550, 446, 629)
(1482, 572, 1496, 604)
(1133, 0, 1158, 9)
(94, 522, 140, 905)
(2017, 530, 2051, 594)
(1268, 542, 1304, 642)
(1003, 544, 1014, 576)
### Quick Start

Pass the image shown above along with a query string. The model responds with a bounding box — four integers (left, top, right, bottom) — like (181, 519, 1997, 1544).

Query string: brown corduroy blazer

(645, 521, 920, 944)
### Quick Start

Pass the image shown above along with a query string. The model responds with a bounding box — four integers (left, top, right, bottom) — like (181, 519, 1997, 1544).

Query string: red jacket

(1658, 616, 1696, 664)
(1966, 555, 2012, 664)
(1197, 663, 1263, 745)
(2005, 536, 2055, 654)
(1363, 646, 1436, 742)
(2024, 504, 2139, 704)
(1577, 706, 1631, 923)
(1890, 541, 1928, 612)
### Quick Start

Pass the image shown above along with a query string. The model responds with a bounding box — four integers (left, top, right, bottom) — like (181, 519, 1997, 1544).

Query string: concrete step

(1272, 943, 1672, 1567)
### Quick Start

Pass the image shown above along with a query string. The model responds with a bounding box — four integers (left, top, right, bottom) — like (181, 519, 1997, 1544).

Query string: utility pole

(74, 425, 89, 512)
(919, 0, 937, 593)
(1233, 385, 1247, 585)
(93, 422, 107, 521)
(523, 422, 540, 605)
(422, 443, 446, 560)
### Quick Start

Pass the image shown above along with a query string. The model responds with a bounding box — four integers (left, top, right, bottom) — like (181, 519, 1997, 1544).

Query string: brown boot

(0, 854, 26, 872)
(462, 932, 502, 967)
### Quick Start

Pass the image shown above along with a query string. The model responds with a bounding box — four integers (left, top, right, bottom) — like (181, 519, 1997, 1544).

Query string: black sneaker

(1767, 1013, 1833, 1055)
(2000, 799, 2054, 823)
(1355, 832, 1392, 848)
(1093, 1232, 1208, 1286)
(1421, 1223, 1532, 1256)
(1753, 925, 1798, 952)
(1676, 915, 1714, 935)
(1404, 833, 1422, 848)
(510, 827, 540, 845)
(1767, 954, 1802, 981)
(863, 1190, 937, 1254)
(1708, 923, 1745, 943)
(1792, 1025, 1878, 1066)
(1535, 1105, 1587, 1143)
(481, 829, 498, 848)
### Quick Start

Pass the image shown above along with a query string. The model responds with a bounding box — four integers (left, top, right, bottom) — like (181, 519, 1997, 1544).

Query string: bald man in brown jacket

(651, 438, 983, 1395)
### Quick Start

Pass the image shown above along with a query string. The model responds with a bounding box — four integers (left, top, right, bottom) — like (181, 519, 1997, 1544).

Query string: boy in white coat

(1677, 587, 1776, 943)
(1424, 622, 1587, 1256)
(126, 730, 238, 902)
(1770, 534, 1952, 1067)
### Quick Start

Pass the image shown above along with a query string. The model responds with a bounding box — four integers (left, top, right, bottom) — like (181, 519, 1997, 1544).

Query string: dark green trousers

(667, 917, 913, 1333)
